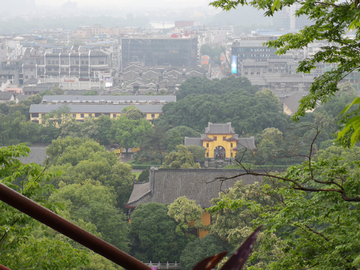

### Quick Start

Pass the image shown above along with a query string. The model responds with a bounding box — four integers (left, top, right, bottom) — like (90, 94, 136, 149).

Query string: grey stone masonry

(126, 168, 262, 208)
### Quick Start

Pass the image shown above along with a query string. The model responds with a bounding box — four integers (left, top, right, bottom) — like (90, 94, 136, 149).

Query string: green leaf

(353, 254, 360, 266)
(271, 0, 280, 12)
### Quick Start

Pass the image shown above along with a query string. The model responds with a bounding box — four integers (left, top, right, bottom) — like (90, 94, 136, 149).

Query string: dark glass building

(121, 36, 198, 67)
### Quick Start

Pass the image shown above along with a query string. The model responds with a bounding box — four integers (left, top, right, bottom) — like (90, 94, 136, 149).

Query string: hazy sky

(35, 0, 211, 8)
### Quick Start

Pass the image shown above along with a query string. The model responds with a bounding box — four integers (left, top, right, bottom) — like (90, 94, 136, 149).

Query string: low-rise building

(0, 92, 15, 103)
(41, 95, 176, 105)
(29, 104, 164, 124)
(23, 83, 54, 95)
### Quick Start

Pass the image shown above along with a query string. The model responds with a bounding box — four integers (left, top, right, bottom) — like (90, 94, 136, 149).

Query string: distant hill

(0, 0, 36, 14)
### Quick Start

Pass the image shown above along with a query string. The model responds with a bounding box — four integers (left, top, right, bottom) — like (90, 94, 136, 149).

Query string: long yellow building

(185, 122, 256, 159)
(29, 104, 163, 125)
(30, 95, 175, 125)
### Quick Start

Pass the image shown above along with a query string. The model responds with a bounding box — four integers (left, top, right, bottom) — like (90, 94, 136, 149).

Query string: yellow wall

(71, 113, 119, 120)
(203, 134, 237, 159)
(114, 146, 140, 155)
(198, 211, 211, 239)
(145, 113, 160, 120)
(144, 113, 160, 125)
(30, 112, 161, 125)
(30, 113, 42, 124)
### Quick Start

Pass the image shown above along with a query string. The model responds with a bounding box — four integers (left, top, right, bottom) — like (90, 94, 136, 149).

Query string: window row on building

(29, 104, 163, 125)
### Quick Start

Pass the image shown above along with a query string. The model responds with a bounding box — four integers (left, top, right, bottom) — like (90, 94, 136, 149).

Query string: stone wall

(130, 168, 262, 208)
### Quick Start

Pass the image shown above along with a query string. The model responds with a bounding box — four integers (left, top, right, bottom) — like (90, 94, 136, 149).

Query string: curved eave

(125, 190, 152, 208)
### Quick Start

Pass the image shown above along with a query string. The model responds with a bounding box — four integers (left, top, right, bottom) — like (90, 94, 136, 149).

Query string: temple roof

(280, 93, 304, 115)
(18, 145, 49, 165)
(126, 169, 262, 208)
(236, 137, 256, 150)
(200, 134, 213, 141)
(184, 137, 203, 147)
(126, 182, 151, 207)
(204, 122, 235, 134)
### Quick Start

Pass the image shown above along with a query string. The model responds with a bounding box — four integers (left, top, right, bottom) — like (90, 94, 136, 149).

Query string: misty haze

(0, 0, 359, 269)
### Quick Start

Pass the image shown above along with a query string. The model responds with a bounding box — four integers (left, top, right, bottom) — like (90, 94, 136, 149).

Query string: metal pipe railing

(0, 183, 151, 270)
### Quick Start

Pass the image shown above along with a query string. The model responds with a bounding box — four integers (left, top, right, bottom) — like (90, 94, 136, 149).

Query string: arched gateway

(214, 146, 226, 159)
(184, 122, 256, 159)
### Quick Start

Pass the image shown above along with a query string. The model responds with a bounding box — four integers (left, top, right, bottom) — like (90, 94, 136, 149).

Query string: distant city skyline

(35, 0, 211, 8)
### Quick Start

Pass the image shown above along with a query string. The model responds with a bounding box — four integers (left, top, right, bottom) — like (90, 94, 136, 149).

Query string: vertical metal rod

(0, 183, 151, 270)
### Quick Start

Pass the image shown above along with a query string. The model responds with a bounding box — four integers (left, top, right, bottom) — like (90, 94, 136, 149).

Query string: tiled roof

(184, 137, 203, 147)
(200, 134, 213, 141)
(127, 182, 151, 205)
(25, 78, 39, 85)
(18, 146, 48, 165)
(204, 122, 235, 134)
(42, 95, 176, 103)
(281, 93, 304, 115)
(29, 104, 164, 114)
(226, 134, 239, 141)
(236, 137, 256, 150)
(23, 84, 53, 92)
(126, 169, 262, 208)
(0, 92, 13, 100)
(0, 70, 17, 75)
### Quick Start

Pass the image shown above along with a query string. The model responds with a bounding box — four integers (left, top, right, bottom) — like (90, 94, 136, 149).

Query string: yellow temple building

(184, 122, 256, 159)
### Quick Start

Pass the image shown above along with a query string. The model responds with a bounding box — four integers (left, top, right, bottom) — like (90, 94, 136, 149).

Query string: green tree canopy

(0, 145, 89, 269)
(19, 94, 42, 106)
(168, 196, 204, 236)
(136, 125, 167, 164)
(160, 86, 287, 135)
(122, 106, 145, 121)
(49, 182, 129, 251)
(186, 145, 206, 162)
(59, 117, 100, 139)
(42, 104, 72, 126)
(160, 145, 201, 169)
(46, 137, 115, 167)
(209, 146, 360, 269)
(166, 129, 184, 152)
(107, 115, 152, 149)
(180, 234, 229, 270)
(129, 203, 189, 262)
(261, 127, 283, 148)
(314, 145, 360, 165)
(0, 111, 43, 146)
(176, 76, 258, 100)
(169, 126, 201, 138)
(47, 137, 135, 208)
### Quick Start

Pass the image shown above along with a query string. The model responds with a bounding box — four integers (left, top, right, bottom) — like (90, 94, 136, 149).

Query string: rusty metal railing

(0, 264, 12, 270)
(0, 183, 152, 270)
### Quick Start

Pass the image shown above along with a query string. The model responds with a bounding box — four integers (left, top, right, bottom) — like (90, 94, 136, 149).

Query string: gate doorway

(214, 146, 225, 159)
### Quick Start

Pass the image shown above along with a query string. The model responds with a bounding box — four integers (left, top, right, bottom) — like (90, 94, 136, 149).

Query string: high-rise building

(121, 36, 198, 68)
(231, 37, 278, 76)
(21, 46, 112, 82)
(273, 4, 311, 30)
